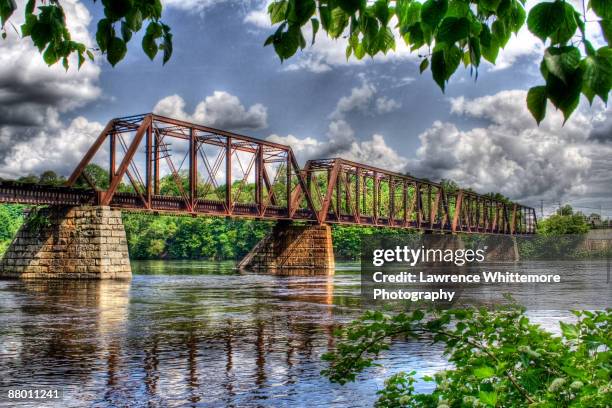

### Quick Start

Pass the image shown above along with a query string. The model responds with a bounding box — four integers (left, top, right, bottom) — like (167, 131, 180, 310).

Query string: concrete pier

(239, 222, 335, 275)
(0, 206, 131, 279)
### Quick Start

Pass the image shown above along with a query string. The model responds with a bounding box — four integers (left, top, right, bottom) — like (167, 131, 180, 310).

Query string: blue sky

(0, 0, 611, 217)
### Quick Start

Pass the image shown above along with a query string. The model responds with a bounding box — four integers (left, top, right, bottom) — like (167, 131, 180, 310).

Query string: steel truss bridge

(0, 114, 536, 234)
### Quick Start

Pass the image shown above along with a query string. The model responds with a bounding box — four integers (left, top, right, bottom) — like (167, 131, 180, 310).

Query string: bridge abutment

(0, 206, 131, 279)
(239, 222, 335, 275)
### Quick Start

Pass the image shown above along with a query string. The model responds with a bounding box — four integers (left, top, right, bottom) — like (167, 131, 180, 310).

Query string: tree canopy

(0, 1, 609, 123)
(263, 0, 611, 124)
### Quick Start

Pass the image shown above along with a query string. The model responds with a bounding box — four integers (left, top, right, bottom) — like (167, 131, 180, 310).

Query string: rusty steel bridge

(0, 114, 536, 235)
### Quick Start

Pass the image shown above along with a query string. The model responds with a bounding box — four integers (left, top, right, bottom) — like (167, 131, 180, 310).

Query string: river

(0, 261, 589, 407)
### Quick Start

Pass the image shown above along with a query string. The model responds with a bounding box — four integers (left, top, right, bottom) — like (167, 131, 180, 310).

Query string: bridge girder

(0, 113, 537, 235)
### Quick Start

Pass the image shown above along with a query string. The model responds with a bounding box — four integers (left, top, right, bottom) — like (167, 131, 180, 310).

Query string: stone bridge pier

(239, 221, 335, 275)
(0, 206, 131, 279)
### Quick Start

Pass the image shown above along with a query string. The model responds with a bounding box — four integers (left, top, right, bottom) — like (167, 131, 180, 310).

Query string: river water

(0, 261, 594, 407)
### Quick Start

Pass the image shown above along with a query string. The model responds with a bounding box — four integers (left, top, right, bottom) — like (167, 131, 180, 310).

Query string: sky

(0, 0, 611, 218)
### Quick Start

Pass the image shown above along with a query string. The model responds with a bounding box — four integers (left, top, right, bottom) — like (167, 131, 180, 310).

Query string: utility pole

(540, 200, 544, 218)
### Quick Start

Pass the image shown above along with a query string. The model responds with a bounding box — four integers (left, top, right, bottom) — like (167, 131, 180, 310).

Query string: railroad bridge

(0, 114, 536, 279)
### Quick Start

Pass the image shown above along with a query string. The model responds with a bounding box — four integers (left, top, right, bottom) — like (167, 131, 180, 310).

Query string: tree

(0, 0, 612, 124)
(264, 0, 611, 124)
(2, 1, 609, 123)
(536, 205, 590, 235)
(0, 0, 172, 68)
(38, 170, 65, 186)
(322, 307, 611, 407)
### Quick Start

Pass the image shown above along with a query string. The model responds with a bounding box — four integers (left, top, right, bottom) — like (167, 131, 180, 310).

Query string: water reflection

(0, 261, 572, 407)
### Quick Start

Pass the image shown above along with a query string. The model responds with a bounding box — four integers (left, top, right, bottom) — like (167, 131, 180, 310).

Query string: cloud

(0, 0, 102, 176)
(376, 96, 402, 114)
(589, 110, 612, 143)
(153, 92, 268, 130)
(163, 0, 246, 13)
(268, 119, 408, 172)
(406, 90, 611, 203)
(0, 0, 101, 128)
(330, 81, 400, 120)
(0, 117, 105, 179)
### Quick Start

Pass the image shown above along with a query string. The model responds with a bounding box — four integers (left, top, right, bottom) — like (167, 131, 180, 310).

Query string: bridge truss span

(1, 114, 536, 235)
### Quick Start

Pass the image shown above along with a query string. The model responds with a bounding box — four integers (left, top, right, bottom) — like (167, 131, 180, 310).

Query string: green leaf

(479, 391, 498, 406)
(546, 63, 583, 123)
(421, 0, 448, 30)
(96, 18, 113, 52)
(273, 25, 301, 60)
(121, 21, 132, 42)
(480, 25, 499, 63)
(142, 34, 158, 60)
(527, 0, 565, 42)
(287, 0, 315, 26)
(600, 19, 612, 43)
(544, 46, 581, 84)
(125, 8, 143, 31)
(328, 7, 349, 38)
(431, 51, 445, 89)
(509, 3, 526, 34)
(480, 0, 501, 13)
(43, 45, 58, 65)
(469, 36, 481, 66)
(25, 0, 34, 15)
(337, 0, 362, 14)
(581, 53, 612, 104)
(377, 26, 395, 53)
(404, 23, 425, 50)
(560, 321, 580, 339)
(436, 17, 470, 44)
(311, 17, 319, 45)
(102, 0, 133, 21)
(473, 366, 495, 379)
(373, 0, 391, 25)
(444, 44, 462, 79)
(0, 0, 17, 27)
(419, 58, 429, 73)
(431, 45, 460, 91)
(268, 1, 288, 24)
(162, 30, 172, 64)
(590, 0, 612, 20)
(107, 36, 126, 66)
(527, 85, 548, 125)
(550, 3, 579, 45)
(492, 19, 509, 48)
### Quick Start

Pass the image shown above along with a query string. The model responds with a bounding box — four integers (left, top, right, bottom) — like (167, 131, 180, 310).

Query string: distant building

(587, 213, 602, 227)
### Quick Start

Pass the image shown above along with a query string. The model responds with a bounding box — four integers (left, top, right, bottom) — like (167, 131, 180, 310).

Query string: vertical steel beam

(286, 152, 292, 217)
(355, 168, 361, 221)
(256, 146, 264, 215)
(146, 125, 152, 208)
(226, 137, 232, 213)
(336, 166, 342, 218)
(109, 132, 116, 189)
(451, 190, 463, 232)
(189, 128, 197, 211)
(373, 172, 379, 224)
(153, 127, 160, 196)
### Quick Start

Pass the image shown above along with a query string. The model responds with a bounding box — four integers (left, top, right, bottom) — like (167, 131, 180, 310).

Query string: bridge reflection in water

(2, 262, 440, 407)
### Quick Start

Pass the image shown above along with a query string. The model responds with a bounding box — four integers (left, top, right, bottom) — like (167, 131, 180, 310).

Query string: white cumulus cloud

(406, 90, 611, 204)
(153, 92, 268, 130)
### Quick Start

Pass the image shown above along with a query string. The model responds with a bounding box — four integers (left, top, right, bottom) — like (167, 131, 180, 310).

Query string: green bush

(322, 307, 611, 407)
